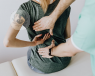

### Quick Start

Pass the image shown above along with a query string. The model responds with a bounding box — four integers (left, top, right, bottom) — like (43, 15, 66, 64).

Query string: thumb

(51, 40, 55, 47)
(48, 40, 55, 48)
(49, 29, 53, 36)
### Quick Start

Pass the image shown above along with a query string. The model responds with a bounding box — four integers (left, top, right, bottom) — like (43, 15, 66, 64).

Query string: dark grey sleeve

(15, 4, 30, 28)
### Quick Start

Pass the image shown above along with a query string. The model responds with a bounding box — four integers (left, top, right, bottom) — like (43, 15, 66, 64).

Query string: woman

(3, 0, 71, 74)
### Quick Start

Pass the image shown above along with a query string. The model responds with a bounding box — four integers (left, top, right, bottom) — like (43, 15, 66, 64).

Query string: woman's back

(16, 0, 71, 73)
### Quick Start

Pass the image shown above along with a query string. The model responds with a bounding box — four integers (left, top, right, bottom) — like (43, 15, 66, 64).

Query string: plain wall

(0, 0, 85, 63)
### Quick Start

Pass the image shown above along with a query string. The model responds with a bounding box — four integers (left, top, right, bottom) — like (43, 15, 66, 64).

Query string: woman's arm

(3, 14, 35, 47)
(64, 17, 71, 39)
(3, 14, 50, 48)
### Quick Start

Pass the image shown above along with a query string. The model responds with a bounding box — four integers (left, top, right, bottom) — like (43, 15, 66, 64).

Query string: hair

(40, 0, 51, 14)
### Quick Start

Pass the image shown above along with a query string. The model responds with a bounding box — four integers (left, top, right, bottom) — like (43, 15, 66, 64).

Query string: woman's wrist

(30, 41, 37, 46)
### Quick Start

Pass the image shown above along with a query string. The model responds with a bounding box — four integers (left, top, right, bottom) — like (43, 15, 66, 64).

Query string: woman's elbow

(3, 39, 12, 47)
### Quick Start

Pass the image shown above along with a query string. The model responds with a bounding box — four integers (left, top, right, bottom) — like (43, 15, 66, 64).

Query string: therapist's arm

(38, 38, 83, 58)
(33, 0, 75, 35)
(50, 0, 75, 22)
(51, 38, 82, 57)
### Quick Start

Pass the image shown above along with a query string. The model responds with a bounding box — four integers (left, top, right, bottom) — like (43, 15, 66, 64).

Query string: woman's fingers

(47, 33, 51, 38)
(43, 33, 50, 41)
(44, 33, 49, 40)
(48, 40, 55, 48)
(36, 34, 42, 37)
(43, 34, 47, 41)
(43, 33, 47, 41)
(51, 40, 55, 47)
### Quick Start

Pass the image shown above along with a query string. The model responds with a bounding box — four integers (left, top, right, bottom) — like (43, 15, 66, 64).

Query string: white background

(0, 0, 85, 63)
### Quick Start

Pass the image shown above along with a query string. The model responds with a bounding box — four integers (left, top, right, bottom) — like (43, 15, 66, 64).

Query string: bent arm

(50, 0, 75, 22)
(3, 14, 36, 47)
(64, 17, 71, 39)
(51, 37, 83, 57)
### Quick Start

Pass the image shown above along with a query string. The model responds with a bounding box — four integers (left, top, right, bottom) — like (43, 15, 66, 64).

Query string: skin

(3, 13, 50, 48)
(3, 0, 76, 57)
(38, 17, 78, 58)
(32, 0, 71, 38)
(33, 0, 75, 35)
(38, 37, 84, 58)
(32, 0, 83, 58)
(32, 0, 74, 58)
(38, 16, 71, 58)
(64, 17, 71, 39)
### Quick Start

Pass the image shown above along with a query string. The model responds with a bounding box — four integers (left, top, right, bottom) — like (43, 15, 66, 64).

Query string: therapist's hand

(33, 16, 55, 35)
(38, 40, 55, 58)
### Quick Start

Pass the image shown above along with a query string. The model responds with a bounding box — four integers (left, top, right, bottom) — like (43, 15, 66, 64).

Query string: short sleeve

(15, 4, 30, 28)
(67, 6, 71, 18)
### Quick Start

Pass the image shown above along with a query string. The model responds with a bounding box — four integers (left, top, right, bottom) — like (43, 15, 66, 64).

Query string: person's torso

(21, 0, 71, 73)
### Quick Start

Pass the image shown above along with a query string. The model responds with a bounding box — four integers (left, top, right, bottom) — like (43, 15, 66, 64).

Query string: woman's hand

(32, 33, 51, 45)
(32, 16, 56, 35)
(38, 40, 55, 58)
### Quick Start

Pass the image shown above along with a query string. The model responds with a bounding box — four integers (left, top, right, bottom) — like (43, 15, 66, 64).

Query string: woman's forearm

(4, 38, 36, 48)
(50, 0, 75, 22)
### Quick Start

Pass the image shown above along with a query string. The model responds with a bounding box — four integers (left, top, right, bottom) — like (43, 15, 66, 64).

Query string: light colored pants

(27, 49, 46, 74)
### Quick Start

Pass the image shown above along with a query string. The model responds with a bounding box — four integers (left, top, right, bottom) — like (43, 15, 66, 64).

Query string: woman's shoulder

(20, 0, 40, 11)
(20, 1, 30, 8)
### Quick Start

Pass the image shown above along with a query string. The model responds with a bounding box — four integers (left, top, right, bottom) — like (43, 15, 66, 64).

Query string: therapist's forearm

(51, 43, 74, 57)
(50, 38, 82, 57)
(50, 0, 75, 22)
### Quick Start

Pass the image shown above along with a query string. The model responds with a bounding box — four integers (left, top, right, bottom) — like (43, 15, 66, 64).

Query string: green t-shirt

(16, 0, 71, 73)
(71, 0, 95, 75)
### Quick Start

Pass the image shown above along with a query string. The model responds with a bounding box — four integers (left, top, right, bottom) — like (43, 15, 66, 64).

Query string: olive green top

(16, 0, 71, 73)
